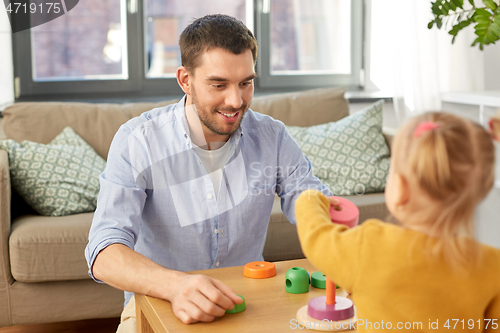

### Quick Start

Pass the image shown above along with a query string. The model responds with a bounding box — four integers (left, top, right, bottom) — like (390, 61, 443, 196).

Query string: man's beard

(191, 88, 248, 136)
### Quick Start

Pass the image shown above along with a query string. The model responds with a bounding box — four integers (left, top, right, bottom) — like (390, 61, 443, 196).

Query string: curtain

(0, 8, 14, 110)
(369, 0, 485, 122)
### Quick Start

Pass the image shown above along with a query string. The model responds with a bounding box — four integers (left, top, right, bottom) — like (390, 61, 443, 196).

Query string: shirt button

(216, 261, 220, 267)
(214, 229, 219, 234)
(207, 194, 213, 199)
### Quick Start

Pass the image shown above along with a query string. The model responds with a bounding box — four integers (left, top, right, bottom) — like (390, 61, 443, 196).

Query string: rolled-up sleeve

(85, 124, 148, 282)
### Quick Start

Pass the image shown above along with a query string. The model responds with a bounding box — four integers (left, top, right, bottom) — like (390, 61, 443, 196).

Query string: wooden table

(135, 259, 356, 332)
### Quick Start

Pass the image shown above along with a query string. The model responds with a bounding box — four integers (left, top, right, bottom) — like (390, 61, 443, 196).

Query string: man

(85, 14, 331, 332)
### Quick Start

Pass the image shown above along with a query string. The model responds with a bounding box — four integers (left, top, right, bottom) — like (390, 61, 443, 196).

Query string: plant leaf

(484, 31, 494, 43)
(449, 18, 473, 36)
(475, 16, 492, 23)
(495, 14, 500, 25)
(471, 8, 500, 49)
(476, 26, 489, 33)
(432, 0, 445, 16)
(450, 18, 473, 43)
(437, 18, 443, 28)
(490, 22, 500, 35)
(483, 0, 498, 11)
(475, 8, 493, 18)
(427, 0, 500, 49)
(441, 2, 451, 14)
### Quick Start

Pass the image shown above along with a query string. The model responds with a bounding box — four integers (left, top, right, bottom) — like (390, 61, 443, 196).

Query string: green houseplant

(428, 0, 500, 49)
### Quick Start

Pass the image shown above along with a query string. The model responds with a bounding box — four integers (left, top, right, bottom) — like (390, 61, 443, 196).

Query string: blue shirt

(85, 97, 331, 306)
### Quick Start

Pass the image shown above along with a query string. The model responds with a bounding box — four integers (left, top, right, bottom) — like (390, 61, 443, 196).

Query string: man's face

(187, 48, 256, 142)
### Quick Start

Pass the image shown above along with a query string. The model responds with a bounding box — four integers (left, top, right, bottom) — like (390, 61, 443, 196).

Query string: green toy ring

(225, 295, 246, 314)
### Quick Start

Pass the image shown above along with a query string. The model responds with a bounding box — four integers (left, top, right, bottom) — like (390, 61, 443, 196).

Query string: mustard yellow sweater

(295, 190, 500, 332)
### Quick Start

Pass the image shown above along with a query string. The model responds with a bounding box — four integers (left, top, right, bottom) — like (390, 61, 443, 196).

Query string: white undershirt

(192, 140, 231, 199)
(184, 103, 232, 199)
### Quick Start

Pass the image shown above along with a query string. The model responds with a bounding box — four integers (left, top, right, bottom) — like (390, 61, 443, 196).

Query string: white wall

(484, 43, 500, 90)
(0, 8, 14, 110)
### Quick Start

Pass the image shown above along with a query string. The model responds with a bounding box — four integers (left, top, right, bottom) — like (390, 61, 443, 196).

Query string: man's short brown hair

(179, 14, 257, 72)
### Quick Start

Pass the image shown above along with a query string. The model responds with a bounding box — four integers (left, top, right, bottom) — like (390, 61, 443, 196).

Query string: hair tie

(414, 121, 441, 138)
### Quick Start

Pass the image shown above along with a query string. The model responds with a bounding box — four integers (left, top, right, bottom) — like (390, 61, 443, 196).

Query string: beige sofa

(0, 88, 391, 327)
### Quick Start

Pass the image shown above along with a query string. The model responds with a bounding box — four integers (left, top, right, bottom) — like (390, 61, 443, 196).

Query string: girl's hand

(327, 196, 341, 211)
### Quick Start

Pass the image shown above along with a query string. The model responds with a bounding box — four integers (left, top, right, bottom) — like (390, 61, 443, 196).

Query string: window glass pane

(270, 0, 351, 75)
(145, 0, 247, 78)
(31, 0, 127, 81)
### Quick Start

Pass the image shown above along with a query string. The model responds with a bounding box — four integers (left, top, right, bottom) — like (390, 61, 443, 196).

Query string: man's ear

(176, 66, 191, 95)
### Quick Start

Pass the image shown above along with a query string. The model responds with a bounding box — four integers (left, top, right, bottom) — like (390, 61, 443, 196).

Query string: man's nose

(225, 86, 243, 110)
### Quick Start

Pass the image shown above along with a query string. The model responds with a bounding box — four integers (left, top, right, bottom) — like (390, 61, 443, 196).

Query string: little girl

(296, 112, 500, 332)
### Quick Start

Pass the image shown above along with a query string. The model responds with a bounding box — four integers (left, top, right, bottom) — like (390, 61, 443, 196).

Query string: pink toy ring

(328, 196, 359, 228)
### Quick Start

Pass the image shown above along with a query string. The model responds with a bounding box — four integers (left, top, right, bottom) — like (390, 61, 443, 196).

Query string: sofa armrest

(0, 149, 13, 286)
(382, 126, 397, 150)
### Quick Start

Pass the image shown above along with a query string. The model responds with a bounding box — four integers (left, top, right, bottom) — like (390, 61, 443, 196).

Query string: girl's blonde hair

(392, 112, 495, 266)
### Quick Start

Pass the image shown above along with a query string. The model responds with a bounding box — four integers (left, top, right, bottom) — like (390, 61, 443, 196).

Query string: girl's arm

(295, 189, 364, 292)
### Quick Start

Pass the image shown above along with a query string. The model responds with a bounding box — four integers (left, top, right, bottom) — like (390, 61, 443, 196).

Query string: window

(258, 0, 363, 88)
(144, 0, 250, 78)
(12, 0, 363, 98)
(31, 0, 128, 81)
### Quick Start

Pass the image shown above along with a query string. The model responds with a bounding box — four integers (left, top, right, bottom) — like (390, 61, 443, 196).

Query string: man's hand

(92, 244, 243, 325)
(169, 273, 243, 324)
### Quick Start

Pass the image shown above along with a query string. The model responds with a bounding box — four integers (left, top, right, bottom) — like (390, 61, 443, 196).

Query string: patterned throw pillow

(0, 127, 106, 216)
(286, 100, 390, 196)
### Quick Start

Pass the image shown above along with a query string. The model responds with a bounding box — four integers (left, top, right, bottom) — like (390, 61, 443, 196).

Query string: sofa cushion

(286, 100, 390, 196)
(250, 87, 349, 127)
(9, 212, 94, 282)
(2, 100, 179, 160)
(0, 127, 105, 216)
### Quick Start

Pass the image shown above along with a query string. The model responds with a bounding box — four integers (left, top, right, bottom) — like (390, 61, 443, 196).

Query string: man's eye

(213, 85, 225, 89)
(241, 81, 252, 86)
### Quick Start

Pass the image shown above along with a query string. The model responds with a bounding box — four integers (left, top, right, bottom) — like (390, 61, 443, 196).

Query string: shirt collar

(173, 95, 190, 137)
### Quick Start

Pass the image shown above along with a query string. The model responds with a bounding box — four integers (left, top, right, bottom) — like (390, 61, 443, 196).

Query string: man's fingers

(197, 278, 236, 312)
(190, 290, 227, 317)
(211, 278, 243, 306)
(171, 274, 241, 324)
(175, 302, 216, 323)
(175, 309, 196, 324)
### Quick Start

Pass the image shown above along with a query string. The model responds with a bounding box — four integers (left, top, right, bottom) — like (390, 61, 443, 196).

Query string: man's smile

(217, 110, 240, 123)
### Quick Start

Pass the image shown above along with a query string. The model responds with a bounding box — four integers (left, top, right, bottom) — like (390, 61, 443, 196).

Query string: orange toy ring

(243, 261, 277, 279)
